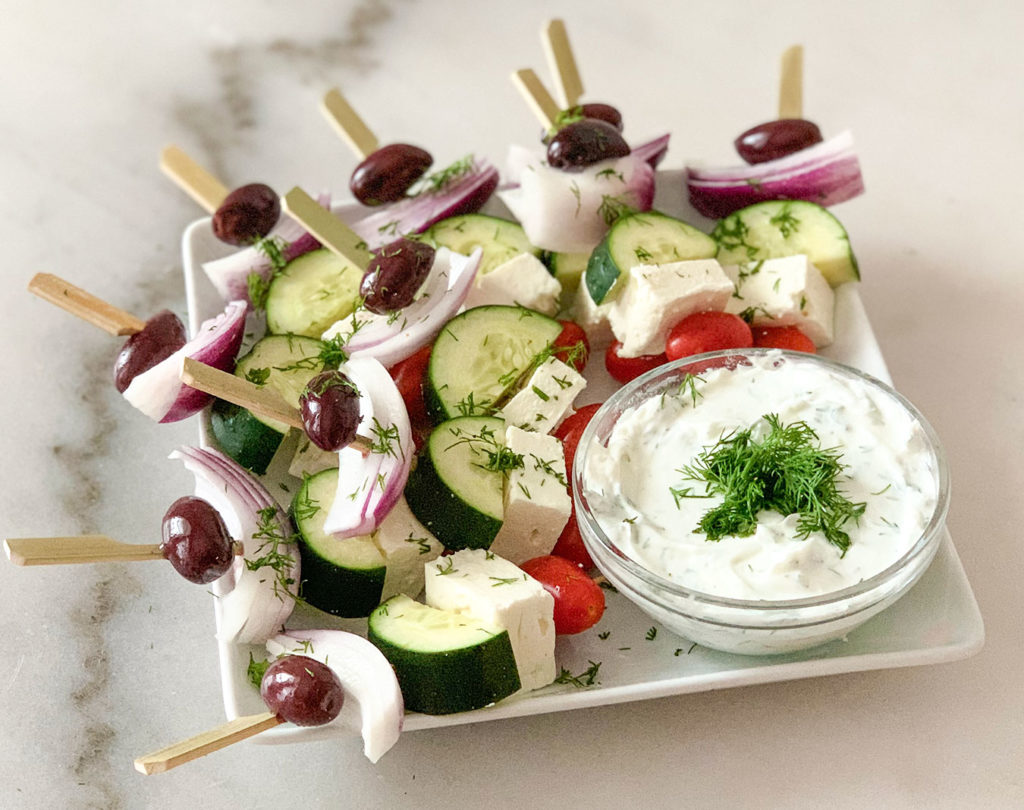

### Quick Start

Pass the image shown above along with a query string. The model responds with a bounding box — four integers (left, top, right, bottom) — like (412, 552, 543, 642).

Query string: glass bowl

(573, 349, 950, 655)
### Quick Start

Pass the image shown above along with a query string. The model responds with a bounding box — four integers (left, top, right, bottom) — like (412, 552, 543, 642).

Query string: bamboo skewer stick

(4, 535, 244, 567)
(510, 68, 560, 131)
(320, 88, 380, 160)
(778, 45, 804, 120)
(281, 187, 371, 268)
(542, 19, 584, 109)
(27, 273, 146, 336)
(134, 712, 284, 775)
(159, 146, 230, 214)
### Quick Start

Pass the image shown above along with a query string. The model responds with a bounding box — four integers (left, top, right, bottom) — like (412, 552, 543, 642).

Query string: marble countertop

(2, 1, 1021, 807)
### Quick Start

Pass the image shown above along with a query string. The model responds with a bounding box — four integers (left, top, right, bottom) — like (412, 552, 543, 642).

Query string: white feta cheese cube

(488, 427, 571, 565)
(463, 252, 561, 316)
(499, 358, 586, 434)
(373, 496, 443, 601)
(288, 433, 338, 479)
(723, 255, 835, 346)
(425, 548, 556, 692)
(571, 269, 614, 349)
(608, 259, 735, 357)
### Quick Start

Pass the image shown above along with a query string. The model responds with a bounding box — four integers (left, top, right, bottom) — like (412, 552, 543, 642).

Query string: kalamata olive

(350, 143, 434, 206)
(360, 238, 436, 314)
(160, 496, 234, 584)
(734, 119, 824, 164)
(546, 119, 631, 171)
(578, 103, 623, 132)
(300, 370, 362, 452)
(212, 183, 280, 246)
(113, 310, 187, 393)
(260, 655, 344, 726)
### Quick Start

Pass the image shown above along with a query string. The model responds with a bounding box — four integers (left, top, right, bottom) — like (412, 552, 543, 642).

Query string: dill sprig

(553, 660, 602, 687)
(246, 653, 271, 690)
(675, 414, 866, 556)
(245, 506, 299, 599)
(410, 155, 476, 196)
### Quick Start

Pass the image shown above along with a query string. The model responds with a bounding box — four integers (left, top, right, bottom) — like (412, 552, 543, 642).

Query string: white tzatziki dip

(582, 352, 940, 601)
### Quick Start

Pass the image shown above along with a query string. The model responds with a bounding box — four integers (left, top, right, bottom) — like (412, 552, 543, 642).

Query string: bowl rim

(573, 347, 951, 613)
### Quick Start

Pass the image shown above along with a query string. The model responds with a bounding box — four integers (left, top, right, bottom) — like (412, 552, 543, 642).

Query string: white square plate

(182, 171, 983, 743)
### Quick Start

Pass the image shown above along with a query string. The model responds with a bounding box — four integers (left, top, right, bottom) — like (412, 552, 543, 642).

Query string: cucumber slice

(425, 305, 563, 423)
(234, 334, 326, 433)
(549, 250, 589, 308)
(209, 398, 282, 475)
(265, 248, 363, 337)
(292, 468, 386, 618)
(424, 214, 539, 276)
(404, 416, 506, 550)
(585, 211, 717, 304)
(368, 594, 521, 714)
(712, 200, 859, 287)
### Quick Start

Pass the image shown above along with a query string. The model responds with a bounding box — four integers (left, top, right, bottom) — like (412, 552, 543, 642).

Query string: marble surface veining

(1, 1, 1022, 808)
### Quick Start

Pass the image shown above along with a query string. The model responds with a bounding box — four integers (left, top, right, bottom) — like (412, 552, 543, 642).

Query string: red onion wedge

(123, 300, 246, 423)
(323, 247, 482, 368)
(631, 133, 671, 169)
(321, 356, 412, 539)
(498, 150, 655, 253)
(171, 446, 299, 645)
(685, 130, 865, 219)
(350, 159, 499, 250)
(267, 630, 403, 762)
(201, 193, 330, 305)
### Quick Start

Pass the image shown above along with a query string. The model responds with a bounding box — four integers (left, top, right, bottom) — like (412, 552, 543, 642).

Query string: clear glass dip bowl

(574, 349, 950, 655)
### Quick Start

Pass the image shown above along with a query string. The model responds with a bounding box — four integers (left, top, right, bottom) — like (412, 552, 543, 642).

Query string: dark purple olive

(113, 310, 187, 393)
(547, 119, 631, 171)
(160, 496, 234, 584)
(734, 119, 824, 164)
(212, 183, 280, 246)
(578, 103, 623, 132)
(260, 655, 344, 726)
(360, 238, 436, 314)
(350, 143, 434, 206)
(300, 370, 362, 452)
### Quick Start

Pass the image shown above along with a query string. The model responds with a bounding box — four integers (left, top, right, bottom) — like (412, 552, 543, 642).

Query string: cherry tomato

(751, 325, 816, 353)
(550, 503, 595, 570)
(388, 345, 432, 430)
(553, 402, 602, 485)
(521, 555, 605, 634)
(553, 320, 590, 373)
(664, 311, 753, 361)
(604, 341, 667, 384)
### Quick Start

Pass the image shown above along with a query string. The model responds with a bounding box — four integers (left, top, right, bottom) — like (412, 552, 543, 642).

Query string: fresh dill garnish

(531, 385, 550, 402)
(292, 477, 321, 522)
(598, 631, 611, 640)
(247, 236, 291, 311)
(489, 576, 520, 587)
(677, 373, 704, 406)
(645, 626, 658, 641)
(482, 446, 525, 474)
(273, 334, 350, 374)
(410, 155, 475, 195)
(246, 653, 271, 690)
(770, 205, 801, 239)
(674, 414, 867, 555)
(245, 506, 298, 600)
(634, 245, 653, 262)
(404, 534, 433, 554)
(597, 194, 633, 226)
(553, 660, 602, 687)
(434, 557, 457, 576)
(245, 367, 271, 386)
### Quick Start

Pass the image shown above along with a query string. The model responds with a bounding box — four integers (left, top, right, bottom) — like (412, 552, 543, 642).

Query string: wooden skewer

(320, 88, 380, 160)
(4, 535, 244, 567)
(180, 358, 373, 456)
(778, 44, 804, 120)
(135, 712, 284, 774)
(159, 145, 230, 214)
(28, 273, 146, 336)
(542, 19, 584, 109)
(281, 187, 371, 268)
(511, 68, 560, 131)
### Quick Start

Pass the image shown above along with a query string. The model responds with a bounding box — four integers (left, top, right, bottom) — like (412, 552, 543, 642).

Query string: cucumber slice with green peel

(265, 248, 363, 337)
(585, 211, 718, 304)
(368, 594, 521, 715)
(209, 398, 283, 475)
(425, 305, 563, 423)
(712, 200, 859, 287)
(404, 416, 506, 551)
(291, 468, 386, 618)
(549, 250, 590, 306)
(234, 334, 326, 434)
(423, 214, 540, 276)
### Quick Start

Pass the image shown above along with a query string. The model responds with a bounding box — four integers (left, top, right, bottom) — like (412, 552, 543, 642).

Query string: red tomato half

(388, 345, 432, 430)
(521, 555, 605, 634)
(751, 325, 816, 353)
(553, 402, 602, 485)
(550, 503, 595, 570)
(553, 320, 590, 373)
(664, 311, 753, 361)
(605, 341, 667, 384)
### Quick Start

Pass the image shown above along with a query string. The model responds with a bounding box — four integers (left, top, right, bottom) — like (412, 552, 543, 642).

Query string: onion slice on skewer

(685, 130, 864, 218)
(267, 629, 404, 763)
(321, 356, 413, 538)
(171, 446, 299, 644)
(123, 300, 247, 423)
